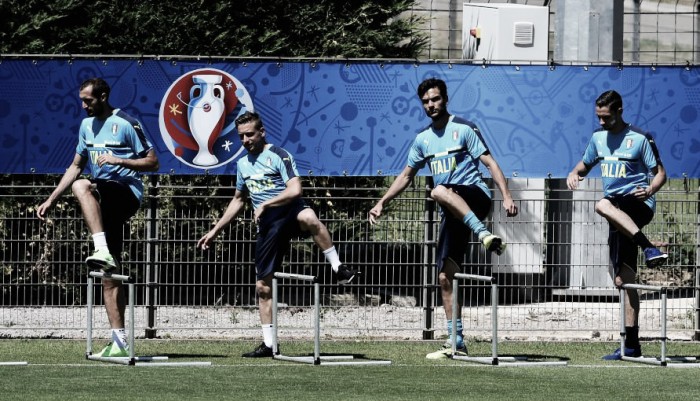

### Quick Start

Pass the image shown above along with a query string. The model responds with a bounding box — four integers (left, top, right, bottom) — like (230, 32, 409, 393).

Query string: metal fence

(1, 175, 697, 341)
(414, 0, 700, 63)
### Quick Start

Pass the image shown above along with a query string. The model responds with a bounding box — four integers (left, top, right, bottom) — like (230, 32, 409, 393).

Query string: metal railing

(414, 0, 700, 63)
(1, 175, 697, 341)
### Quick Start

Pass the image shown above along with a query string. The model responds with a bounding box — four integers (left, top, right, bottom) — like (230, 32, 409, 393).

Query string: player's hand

(253, 205, 266, 223)
(36, 200, 54, 221)
(631, 185, 651, 200)
(503, 198, 518, 217)
(566, 172, 583, 190)
(96, 153, 119, 167)
(368, 204, 383, 225)
(197, 232, 216, 250)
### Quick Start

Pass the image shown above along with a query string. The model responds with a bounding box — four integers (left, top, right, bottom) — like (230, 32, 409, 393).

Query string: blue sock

(446, 319, 464, 347)
(462, 211, 489, 239)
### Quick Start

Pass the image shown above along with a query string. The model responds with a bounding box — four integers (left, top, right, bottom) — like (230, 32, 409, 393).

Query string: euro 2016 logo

(159, 68, 254, 168)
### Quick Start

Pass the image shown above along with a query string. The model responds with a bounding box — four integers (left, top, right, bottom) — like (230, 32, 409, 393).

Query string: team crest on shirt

(626, 139, 633, 149)
(112, 123, 118, 136)
(266, 157, 272, 166)
(452, 130, 458, 141)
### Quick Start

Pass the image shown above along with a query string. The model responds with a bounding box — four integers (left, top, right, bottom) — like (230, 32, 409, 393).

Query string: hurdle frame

(86, 271, 211, 367)
(618, 283, 698, 367)
(271, 272, 391, 366)
(450, 273, 567, 366)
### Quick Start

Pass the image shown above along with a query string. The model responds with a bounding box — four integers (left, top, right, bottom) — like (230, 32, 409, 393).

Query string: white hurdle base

(618, 283, 700, 368)
(272, 272, 391, 366)
(86, 271, 211, 367)
(450, 273, 567, 367)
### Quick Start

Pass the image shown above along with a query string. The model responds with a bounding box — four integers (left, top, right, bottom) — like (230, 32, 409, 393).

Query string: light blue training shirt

(582, 124, 662, 211)
(236, 144, 300, 209)
(407, 115, 491, 198)
(76, 109, 154, 201)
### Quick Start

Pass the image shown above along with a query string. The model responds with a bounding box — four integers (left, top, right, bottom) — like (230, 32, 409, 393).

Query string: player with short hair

(369, 78, 518, 359)
(197, 111, 359, 358)
(567, 89, 667, 360)
(37, 77, 159, 357)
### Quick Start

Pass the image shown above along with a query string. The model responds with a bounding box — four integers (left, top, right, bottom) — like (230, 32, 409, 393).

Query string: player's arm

(253, 177, 302, 222)
(632, 135, 667, 200)
(368, 165, 418, 225)
(36, 153, 87, 220)
(97, 148, 159, 172)
(632, 164, 667, 200)
(648, 164, 667, 195)
(480, 153, 518, 217)
(198, 189, 247, 250)
(566, 160, 592, 190)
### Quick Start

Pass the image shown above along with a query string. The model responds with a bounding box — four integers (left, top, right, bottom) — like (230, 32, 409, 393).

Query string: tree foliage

(0, 0, 428, 306)
(0, 0, 427, 58)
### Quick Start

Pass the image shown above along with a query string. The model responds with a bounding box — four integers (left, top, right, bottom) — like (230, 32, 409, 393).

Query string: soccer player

(37, 77, 159, 357)
(368, 78, 518, 359)
(567, 89, 667, 360)
(197, 111, 359, 358)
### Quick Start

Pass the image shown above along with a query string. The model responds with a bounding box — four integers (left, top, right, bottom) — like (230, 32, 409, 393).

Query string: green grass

(2, 340, 700, 400)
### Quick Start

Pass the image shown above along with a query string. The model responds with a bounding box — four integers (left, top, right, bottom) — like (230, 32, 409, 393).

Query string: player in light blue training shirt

(406, 114, 491, 197)
(369, 78, 518, 359)
(37, 78, 159, 358)
(568, 90, 667, 360)
(234, 141, 298, 211)
(75, 101, 153, 201)
(198, 111, 359, 358)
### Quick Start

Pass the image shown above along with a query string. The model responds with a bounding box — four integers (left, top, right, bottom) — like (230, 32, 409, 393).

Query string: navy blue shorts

(91, 179, 140, 261)
(254, 198, 310, 280)
(435, 184, 492, 271)
(606, 195, 654, 274)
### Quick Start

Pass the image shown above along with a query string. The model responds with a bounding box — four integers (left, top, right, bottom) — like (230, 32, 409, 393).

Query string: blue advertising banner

(0, 59, 698, 177)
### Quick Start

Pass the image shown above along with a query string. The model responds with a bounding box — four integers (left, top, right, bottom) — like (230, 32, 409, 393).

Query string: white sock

(323, 246, 342, 272)
(112, 328, 128, 348)
(262, 324, 274, 348)
(92, 232, 109, 251)
(478, 231, 491, 241)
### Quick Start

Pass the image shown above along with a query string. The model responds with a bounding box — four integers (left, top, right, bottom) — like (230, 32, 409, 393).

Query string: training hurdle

(271, 272, 391, 366)
(618, 283, 699, 367)
(450, 273, 567, 367)
(86, 271, 211, 367)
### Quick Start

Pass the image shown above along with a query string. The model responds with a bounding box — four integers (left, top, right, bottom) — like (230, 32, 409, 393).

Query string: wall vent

(513, 22, 535, 46)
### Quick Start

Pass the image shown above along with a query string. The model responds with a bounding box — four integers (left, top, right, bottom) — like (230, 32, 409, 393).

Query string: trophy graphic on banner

(188, 74, 225, 166)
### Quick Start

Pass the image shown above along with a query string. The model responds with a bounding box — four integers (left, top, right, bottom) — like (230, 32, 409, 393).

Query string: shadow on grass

(275, 352, 392, 363)
(154, 353, 228, 359)
(467, 353, 571, 362)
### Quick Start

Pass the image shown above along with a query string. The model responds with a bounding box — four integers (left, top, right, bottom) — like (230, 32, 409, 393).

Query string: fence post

(695, 180, 700, 340)
(696, 1, 700, 65)
(694, 263, 699, 341)
(144, 174, 159, 339)
(422, 177, 436, 340)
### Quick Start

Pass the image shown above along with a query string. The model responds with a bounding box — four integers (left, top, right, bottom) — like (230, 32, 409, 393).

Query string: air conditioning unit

(462, 3, 549, 62)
